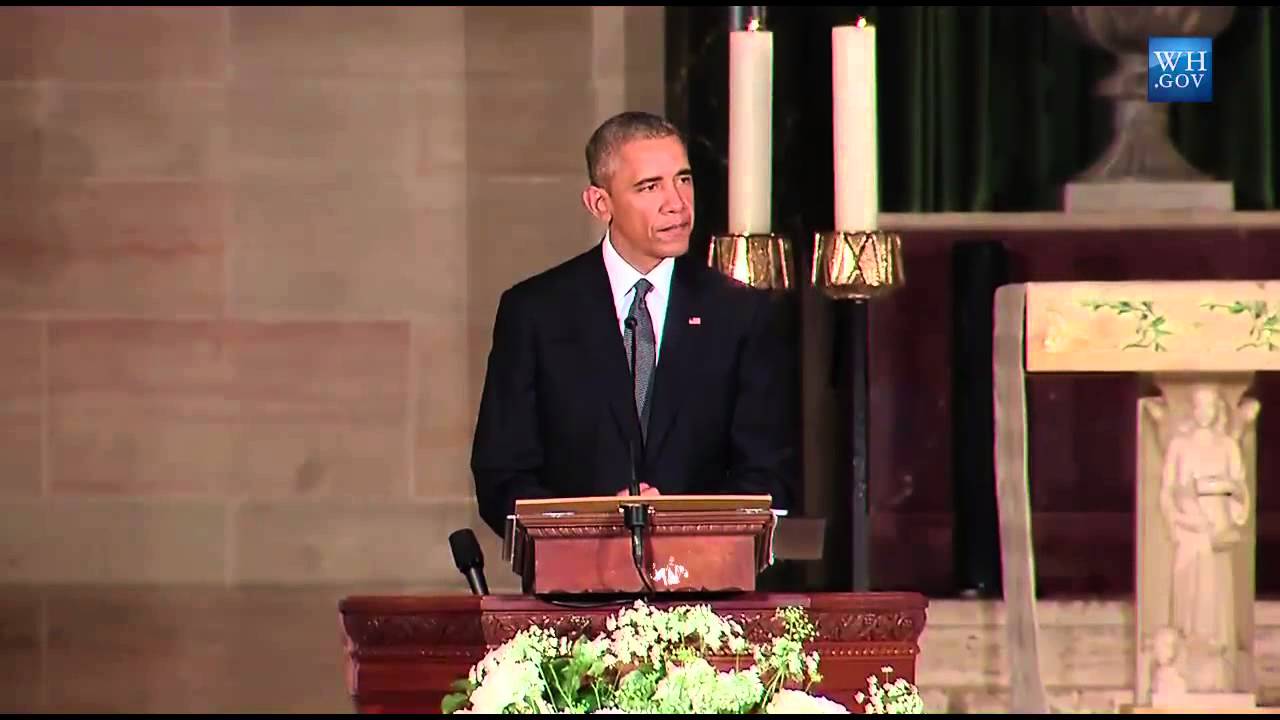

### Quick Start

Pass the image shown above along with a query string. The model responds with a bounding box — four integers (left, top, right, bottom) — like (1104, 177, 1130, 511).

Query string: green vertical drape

(863, 5, 1279, 212)
(1171, 6, 1276, 209)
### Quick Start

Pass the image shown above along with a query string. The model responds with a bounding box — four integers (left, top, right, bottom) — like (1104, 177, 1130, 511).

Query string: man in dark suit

(471, 111, 795, 538)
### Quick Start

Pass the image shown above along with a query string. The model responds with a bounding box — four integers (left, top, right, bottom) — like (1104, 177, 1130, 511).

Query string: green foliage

(441, 678, 475, 715)
(1203, 300, 1280, 351)
(614, 666, 662, 713)
(1080, 299, 1172, 351)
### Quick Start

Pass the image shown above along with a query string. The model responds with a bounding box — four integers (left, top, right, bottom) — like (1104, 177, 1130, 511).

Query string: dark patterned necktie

(625, 278, 656, 438)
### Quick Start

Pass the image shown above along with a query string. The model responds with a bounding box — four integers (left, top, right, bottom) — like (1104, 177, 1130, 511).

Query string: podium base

(339, 591, 929, 714)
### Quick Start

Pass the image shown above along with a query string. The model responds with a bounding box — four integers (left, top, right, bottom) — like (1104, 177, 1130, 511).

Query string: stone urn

(1047, 6, 1236, 182)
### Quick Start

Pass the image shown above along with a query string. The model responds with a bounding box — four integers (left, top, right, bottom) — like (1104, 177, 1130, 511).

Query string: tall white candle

(832, 19, 878, 232)
(728, 21, 773, 235)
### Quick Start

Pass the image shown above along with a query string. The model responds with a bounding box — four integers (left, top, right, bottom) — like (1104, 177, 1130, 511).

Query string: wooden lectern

(504, 494, 777, 595)
(338, 495, 929, 714)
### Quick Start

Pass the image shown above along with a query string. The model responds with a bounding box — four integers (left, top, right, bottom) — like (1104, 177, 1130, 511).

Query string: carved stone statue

(1158, 385, 1250, 690)
(1136, 375, 1260, 710)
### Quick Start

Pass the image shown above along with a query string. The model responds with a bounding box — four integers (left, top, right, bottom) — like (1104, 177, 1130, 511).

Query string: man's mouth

(657, 221, 690, 233)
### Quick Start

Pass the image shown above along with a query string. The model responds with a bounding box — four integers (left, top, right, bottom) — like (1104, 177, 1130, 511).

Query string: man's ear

(582, 185, 612, 224)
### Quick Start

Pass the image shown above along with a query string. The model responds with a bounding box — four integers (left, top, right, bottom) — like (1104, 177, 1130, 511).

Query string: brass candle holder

(811, 230, 904, 300)
(707, 233, 795, 290)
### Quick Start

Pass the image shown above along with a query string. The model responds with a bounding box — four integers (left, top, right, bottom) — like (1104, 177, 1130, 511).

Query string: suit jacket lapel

(578, 247, 644, 450)
(644, 258, 701, 462)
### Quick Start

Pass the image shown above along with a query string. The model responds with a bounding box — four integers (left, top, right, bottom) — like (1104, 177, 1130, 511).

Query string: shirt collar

(601, 228, 675, 306)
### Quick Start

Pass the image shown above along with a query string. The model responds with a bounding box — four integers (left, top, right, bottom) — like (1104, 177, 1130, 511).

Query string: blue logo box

(1148, 37, 1213, 103)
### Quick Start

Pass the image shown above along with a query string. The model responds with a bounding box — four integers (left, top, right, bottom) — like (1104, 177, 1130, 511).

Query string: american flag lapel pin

(688, 316, 701, 325)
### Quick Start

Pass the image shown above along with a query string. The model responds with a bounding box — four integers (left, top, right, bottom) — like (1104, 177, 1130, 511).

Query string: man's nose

(661, 184, 688, 212)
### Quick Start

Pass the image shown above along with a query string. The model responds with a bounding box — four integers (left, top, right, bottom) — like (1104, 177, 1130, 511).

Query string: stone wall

(0, 5, 662, 591)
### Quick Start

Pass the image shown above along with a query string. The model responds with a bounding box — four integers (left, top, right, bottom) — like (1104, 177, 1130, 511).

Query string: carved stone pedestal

(1126, 694, 1280, 715)
(996, 280, 1280, 714)
(1065, 181, 1234, 213)
(1151, 691, 1258, 711)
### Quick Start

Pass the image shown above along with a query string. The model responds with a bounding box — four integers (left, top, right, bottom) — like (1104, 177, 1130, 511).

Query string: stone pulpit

(994, 280, 1278, 713)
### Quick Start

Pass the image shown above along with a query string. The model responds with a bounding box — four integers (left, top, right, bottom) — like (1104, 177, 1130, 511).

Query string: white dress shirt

(601, 230, 674, 364)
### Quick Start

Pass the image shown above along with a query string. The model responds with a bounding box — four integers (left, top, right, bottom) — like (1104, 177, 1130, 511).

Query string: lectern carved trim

(521, 520, 771, 538)
(340, 597, 928, 658)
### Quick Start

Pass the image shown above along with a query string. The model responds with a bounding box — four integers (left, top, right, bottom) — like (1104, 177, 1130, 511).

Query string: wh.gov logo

(1148, 37, 1213, 103)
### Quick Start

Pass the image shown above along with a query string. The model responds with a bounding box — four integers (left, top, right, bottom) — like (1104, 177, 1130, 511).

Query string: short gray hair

(585, 111, 685, 188)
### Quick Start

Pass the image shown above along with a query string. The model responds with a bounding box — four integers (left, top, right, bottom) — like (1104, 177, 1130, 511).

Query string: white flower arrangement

(856, 666, 925, 715)
(443, 600, 925, 715)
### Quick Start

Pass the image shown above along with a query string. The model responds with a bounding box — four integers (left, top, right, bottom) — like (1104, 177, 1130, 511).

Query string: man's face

(593, 135, 695, 269)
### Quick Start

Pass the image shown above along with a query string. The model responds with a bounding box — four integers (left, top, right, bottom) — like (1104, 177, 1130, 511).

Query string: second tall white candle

(832, 20, 879, 232)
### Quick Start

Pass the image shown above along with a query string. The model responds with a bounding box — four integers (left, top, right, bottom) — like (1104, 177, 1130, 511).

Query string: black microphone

(622, 456, 654, 596)
(448, 529, 489, 596)
(621, 314, 653, 596)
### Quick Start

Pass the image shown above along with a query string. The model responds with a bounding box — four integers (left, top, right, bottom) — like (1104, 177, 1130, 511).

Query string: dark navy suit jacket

(470, 243, 795, 537)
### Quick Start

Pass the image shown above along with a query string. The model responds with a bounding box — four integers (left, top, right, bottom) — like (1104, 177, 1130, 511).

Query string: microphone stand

(623, 316, 655, 597)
